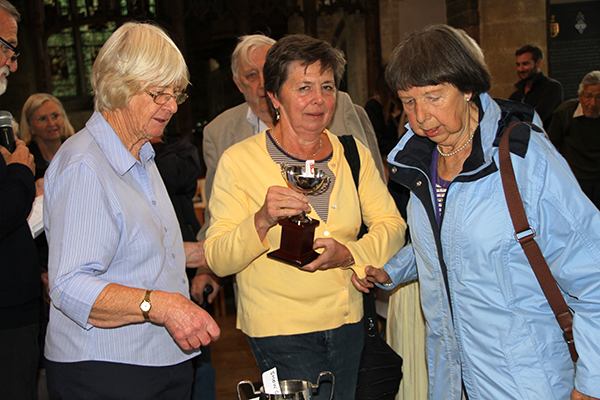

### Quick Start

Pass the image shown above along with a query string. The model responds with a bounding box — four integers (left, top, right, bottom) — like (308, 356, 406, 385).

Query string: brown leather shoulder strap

(499, 122, 578, 363)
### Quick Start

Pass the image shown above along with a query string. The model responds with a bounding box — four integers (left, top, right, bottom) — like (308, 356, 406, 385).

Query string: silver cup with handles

(237, 371, 334, 400)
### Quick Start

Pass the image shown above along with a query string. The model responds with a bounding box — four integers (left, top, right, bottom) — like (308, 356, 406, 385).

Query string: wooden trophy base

(267, 217, 320, 267)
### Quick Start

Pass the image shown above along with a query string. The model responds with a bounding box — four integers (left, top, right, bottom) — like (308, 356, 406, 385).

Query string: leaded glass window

(43, 0, 156, 99)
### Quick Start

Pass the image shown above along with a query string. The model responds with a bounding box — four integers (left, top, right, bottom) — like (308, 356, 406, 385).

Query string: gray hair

(231, 34, 276, 80)
(90, 22, 189, 112)
(0, 0, 20, 22)
(578, 71, 600, 96)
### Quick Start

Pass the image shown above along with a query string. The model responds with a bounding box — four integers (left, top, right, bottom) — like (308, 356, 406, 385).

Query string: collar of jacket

(388, 94, 535, 193)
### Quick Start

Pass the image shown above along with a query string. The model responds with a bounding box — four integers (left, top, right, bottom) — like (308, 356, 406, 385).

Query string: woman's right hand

(254, 185, 311, 241)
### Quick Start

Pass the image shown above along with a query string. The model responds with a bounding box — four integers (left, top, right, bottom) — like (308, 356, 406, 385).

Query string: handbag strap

(338, 135, 379, 337)
(499, 122, 578, 362)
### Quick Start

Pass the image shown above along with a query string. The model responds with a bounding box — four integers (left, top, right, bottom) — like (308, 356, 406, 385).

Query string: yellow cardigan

(205, 130, 406, 337)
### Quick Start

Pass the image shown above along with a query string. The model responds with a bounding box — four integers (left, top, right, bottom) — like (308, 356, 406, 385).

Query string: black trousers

(46, 358, 193, 400)
(0, 323, 40, 400)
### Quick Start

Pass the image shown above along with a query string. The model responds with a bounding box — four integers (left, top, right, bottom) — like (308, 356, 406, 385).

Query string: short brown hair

(263, 34, 346, 99)
(385, 24, 491, 97)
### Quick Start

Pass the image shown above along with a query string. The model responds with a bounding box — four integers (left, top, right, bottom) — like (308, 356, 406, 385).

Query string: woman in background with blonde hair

(20, 93, 74, 183)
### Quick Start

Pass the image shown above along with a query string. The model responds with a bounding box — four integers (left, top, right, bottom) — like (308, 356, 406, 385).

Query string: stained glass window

(44, 0, 156, 99)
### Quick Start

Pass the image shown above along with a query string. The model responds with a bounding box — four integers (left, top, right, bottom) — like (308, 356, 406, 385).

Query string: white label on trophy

(262, 367, 282, 394)
(304, 160, 315, 177)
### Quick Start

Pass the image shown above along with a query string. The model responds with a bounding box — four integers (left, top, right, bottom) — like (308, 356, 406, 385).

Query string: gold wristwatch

(140, 289, 152, 320)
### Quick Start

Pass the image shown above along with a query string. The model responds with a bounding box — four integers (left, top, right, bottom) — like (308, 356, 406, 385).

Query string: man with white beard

(0, 2, 41, 399)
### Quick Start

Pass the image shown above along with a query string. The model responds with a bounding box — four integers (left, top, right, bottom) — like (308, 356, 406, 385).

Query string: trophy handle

(314, 371, 334, 400)
(237, 380, 260, 400)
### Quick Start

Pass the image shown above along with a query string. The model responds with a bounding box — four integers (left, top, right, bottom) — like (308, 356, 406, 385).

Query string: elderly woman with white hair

(43, 22, 220, 398)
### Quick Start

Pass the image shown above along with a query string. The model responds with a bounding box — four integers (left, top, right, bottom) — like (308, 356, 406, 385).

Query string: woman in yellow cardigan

(205, 34, 406, 400)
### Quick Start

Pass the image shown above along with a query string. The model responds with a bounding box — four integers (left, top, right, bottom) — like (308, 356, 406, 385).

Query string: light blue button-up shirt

(44, 111, 197, 366)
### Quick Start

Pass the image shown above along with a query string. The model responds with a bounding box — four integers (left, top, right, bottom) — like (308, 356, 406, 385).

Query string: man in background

(508, 44, 563, 130)
(548, 71, 600, 209)
(0, 1, 41, 399)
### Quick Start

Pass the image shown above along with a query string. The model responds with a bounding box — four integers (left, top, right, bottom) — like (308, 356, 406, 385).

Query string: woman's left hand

(301, 238, 351, 272)
(571, 389, 599, 400)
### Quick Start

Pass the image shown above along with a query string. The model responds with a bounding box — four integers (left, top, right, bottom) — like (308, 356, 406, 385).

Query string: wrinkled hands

(351, 265, 393, 293)
(190, 273, 222, 304)
(150, 291, 220, 351)
(254, 186, 311, 240)
(1, 139, 35, 175)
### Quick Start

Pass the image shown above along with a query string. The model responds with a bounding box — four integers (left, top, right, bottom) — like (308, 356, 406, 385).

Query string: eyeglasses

(146, 90, 188, 105)
(0, 36, 19, 63)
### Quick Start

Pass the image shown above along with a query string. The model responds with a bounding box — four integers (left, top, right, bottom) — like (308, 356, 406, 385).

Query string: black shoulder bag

(338, 135, 403, 400)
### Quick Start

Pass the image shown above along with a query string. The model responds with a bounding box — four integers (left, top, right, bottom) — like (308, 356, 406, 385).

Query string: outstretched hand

(351, 265, 393, 293)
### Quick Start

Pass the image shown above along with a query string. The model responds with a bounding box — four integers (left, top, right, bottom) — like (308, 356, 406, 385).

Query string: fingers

(364, 265, 392, 285)
(302, 239, 349, 272)
(158, 292, 221, 351)
(265, 186, 311, 220)
(351, 273, 371, 293)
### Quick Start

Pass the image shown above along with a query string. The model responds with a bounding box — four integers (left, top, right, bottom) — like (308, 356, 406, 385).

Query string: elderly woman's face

(398, 83, 471, 146)
(127, 85, 179, 139)
(30, 100, 64, 143)
(269, 61, 336, 138)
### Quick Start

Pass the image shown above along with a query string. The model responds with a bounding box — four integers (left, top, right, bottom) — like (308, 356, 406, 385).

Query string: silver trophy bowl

(280, 163, 329, 223)
(280, 163, 329, 194)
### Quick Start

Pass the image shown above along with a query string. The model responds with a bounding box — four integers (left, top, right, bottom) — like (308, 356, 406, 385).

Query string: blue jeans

(248, 321, 363, 400)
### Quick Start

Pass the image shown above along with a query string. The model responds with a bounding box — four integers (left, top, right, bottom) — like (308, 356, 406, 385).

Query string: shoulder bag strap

(499, 121, 578, 362)
(338, 135, 379, 336)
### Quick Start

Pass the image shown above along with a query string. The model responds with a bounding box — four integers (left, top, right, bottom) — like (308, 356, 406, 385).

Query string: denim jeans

(248, 320, 363, 400)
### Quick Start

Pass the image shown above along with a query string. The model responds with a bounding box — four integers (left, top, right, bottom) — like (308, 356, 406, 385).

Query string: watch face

(141, 301, 151, 312)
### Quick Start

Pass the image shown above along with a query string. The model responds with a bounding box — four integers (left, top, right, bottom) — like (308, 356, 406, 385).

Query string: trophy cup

(267, 163, 330, 267)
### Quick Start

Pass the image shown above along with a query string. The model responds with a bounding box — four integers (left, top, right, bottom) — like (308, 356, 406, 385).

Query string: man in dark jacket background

(509, 44, 563, 130)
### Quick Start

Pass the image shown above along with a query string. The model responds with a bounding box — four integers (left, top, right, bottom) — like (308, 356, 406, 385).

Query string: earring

(466, 96, 471, 102)
(274, 108, 280, 121)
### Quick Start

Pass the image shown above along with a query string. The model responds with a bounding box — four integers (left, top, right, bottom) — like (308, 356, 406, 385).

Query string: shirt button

(416, 181, 422, 186)
(331, 163, 336, 168)
(171, 253, 176, 258)
(152, 200, 157, 205)
(324, 231, 330, 236)
(391, 167, 397, 174)
(344, 313, 349, 317)
(331, 204, 337, 209)
(342, 286, 347, 290)
(164, 227, 168, 232)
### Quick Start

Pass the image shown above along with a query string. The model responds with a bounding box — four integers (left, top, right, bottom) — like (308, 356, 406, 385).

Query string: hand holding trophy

(267, 162, 330, 267)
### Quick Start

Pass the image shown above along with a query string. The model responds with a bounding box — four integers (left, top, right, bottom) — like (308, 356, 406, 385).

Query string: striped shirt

(43, 111, 195, 366)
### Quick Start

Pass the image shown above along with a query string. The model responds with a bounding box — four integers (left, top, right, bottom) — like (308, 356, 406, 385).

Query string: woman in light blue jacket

(353, 25, 600, 400)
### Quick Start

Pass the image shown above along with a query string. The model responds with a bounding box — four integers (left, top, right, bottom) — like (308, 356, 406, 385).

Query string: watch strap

(141, 289, 152, 320)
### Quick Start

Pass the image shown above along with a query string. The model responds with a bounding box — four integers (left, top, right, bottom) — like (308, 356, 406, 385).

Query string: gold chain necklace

(271, 129, 322, 159)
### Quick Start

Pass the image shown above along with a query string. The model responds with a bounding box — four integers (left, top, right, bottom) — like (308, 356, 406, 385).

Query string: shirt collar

(246, 105, 269, 135)
(87, 111, 155, 176)
(573, 102, 585, 118)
